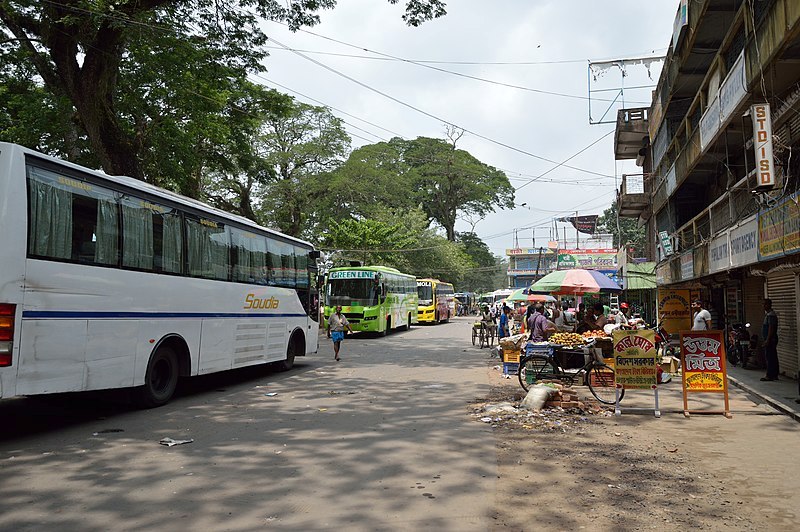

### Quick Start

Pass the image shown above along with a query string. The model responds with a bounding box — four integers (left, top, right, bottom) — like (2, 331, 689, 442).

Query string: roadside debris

(471, 385, 613, 432)
(92, 429, 124, 435)
(159, 437, 194, 447)
(264, 392, 278, 397)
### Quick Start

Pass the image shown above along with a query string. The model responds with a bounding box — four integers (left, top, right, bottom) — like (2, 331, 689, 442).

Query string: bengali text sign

(613, 329, 657, 390)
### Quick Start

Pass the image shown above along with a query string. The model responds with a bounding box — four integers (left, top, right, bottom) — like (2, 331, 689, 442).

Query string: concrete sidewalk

(726, 364, 800, 422)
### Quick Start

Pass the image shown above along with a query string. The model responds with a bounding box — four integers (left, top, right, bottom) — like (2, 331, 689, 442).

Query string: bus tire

(277, 332, 303, 372)
(134, 346, 178, 408)
(381, 317, 390, 336)
(434, 311, 439, 324)
(405, 312, 412, 331)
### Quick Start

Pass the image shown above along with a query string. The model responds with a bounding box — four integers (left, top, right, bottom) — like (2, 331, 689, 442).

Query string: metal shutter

(766, 272, 798, 378)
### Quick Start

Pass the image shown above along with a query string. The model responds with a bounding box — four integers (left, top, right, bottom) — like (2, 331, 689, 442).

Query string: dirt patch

(478, 368, 760, 531)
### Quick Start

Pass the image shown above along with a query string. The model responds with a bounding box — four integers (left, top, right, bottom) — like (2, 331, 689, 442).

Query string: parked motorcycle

(655, 326, 677, 358)
(728, 323, 752, 368)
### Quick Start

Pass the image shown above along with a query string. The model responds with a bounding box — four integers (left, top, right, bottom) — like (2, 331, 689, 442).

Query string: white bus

(0, 143, 319, 407)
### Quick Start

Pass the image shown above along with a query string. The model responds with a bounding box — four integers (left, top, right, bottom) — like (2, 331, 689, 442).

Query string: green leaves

(597, 201, 647, 257)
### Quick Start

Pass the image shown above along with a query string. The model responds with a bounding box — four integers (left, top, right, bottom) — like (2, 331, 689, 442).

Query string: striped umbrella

(530, 269, 622, 295)
(507, 288, 557, 302)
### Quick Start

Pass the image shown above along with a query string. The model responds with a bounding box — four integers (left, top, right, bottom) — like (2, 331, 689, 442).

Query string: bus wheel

(277, 335, 301, 371)
(434, 311, 439, 323)
(381, 317, 390, 336)
(405, 313, 412, 331)
(135, 346, 178, 408)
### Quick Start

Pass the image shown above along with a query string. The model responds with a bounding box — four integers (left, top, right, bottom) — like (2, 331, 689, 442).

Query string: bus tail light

(0, 304, 15, 367)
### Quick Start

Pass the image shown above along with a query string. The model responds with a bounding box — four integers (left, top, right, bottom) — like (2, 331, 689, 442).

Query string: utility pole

(575, 211, 579, 249)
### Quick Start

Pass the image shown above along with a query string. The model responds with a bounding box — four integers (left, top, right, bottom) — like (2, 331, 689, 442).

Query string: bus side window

(186, 217, 230, 280)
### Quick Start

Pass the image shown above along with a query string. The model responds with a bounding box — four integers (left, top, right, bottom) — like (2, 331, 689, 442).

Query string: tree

(0, 0, 446, 180)
(327, 136, 516, 241)
(405, 136, 515, 241)
(597, 201, 646, 256)
(456, 232, 504, 293)
(317, 209, 471, 286)
(254, 101, 351, 237)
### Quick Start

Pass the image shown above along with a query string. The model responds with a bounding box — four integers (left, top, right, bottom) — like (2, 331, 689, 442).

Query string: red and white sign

(751, 103, 776, 190)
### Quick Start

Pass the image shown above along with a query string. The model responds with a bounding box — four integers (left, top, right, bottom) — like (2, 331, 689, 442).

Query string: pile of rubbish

(471, 383, 613, 433)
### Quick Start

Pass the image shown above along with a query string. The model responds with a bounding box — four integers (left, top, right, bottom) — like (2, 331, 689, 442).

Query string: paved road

(0, 317, 494, 531)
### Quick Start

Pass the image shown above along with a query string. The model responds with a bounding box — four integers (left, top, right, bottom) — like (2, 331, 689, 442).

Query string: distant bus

(323, 266, 418, 335)
(454, 292, 475, 315)
(480, 289, 514, 306)
(0, 142, 319, 407)
(417, 279, 455, 324)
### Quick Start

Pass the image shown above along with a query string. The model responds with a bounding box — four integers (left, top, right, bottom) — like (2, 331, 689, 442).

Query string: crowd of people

(478, 299, 643, 342)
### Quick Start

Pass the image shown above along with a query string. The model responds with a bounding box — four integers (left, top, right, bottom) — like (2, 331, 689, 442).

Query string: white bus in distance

(0, 143, 320, 407)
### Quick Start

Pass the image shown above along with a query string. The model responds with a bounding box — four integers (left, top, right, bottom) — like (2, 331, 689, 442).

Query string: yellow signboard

(612, 329, 658, 390)
(657, 289, 691, 335)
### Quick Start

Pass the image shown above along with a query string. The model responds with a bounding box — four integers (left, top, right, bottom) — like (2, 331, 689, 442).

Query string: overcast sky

(256, 0, 679, 255)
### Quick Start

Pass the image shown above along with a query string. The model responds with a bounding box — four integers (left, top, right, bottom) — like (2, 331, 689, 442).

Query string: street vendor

(615, 302, 633, 328)
(576, 302, 606, 334)
(527, 304, 554, 342)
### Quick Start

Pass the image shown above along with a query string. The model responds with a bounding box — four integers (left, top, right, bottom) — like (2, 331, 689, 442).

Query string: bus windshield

(326, 279, 379, 307)
(417, 284, 433, 305)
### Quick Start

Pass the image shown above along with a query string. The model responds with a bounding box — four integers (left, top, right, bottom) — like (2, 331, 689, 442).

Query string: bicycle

(472, 321, 496, 348)
(517, 343, 624, 405)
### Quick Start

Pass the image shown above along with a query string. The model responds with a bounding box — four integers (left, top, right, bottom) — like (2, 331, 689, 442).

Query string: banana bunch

(549, 332, 585, 347)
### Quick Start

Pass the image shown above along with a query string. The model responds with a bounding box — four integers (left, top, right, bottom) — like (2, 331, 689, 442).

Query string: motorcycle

(728, 323, 752, 368)
(655, 326, 677, 358)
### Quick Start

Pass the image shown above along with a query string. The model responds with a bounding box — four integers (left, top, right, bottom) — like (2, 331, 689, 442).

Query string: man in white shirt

(692, 300, 712, 330)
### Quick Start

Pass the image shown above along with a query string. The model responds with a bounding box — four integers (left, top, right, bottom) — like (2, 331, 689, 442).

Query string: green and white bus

(323, 266, 418, 335)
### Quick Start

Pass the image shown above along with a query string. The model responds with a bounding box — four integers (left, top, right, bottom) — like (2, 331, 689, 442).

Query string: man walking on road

(327, 305, 353, 362)
(761, 298, 779, 381)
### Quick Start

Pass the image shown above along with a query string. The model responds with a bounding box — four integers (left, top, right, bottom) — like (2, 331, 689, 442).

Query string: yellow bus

(416, 279, 454, 324)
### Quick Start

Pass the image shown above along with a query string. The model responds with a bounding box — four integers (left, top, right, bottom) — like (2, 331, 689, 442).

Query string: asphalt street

(0, 317, 495, 531)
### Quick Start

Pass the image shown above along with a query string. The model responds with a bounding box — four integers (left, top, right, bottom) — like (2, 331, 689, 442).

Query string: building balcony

(614, 108, 649, 161)
(618, 174, 650, 219)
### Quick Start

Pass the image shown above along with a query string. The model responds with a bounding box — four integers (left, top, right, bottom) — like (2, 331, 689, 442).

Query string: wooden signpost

(679, 330, 732, 418)
(612, 329, 661, 417)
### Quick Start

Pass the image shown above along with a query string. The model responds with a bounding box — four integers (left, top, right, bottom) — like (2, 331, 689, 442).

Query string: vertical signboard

(672, 0, 689, 50)
(612, 329, 661, 417)
(657, 289, 691, 334)
(752, 103, 776, 190)
(679, 331, 732, 417)
(680, 251, 694, 280)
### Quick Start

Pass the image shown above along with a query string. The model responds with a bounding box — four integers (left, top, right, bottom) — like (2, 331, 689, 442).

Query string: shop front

(757, 193, 800, 379)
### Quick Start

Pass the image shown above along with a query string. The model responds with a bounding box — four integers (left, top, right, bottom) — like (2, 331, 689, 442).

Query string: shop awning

(624, 262, 657, 290)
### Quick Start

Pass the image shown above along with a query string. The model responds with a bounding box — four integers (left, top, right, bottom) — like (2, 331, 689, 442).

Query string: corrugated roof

(624, 262, 656, 290)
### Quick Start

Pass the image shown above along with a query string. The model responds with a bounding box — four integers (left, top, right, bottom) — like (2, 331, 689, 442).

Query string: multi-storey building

(616, 0, 800, 379)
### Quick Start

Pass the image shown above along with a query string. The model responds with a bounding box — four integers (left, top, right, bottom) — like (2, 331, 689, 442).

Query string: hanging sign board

(752, 103, 776, 190)
(679, 331, 732, 417)
(612, 329, 661, 417)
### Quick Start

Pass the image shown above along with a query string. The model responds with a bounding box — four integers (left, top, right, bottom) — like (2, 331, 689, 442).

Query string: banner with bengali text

(680, 331, 727, 392)
(612, 329, 657, 390)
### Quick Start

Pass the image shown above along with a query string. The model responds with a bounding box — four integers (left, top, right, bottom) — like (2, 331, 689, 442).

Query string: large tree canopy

(0, 0, 446, 182)
(330, 136, 516, 241)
